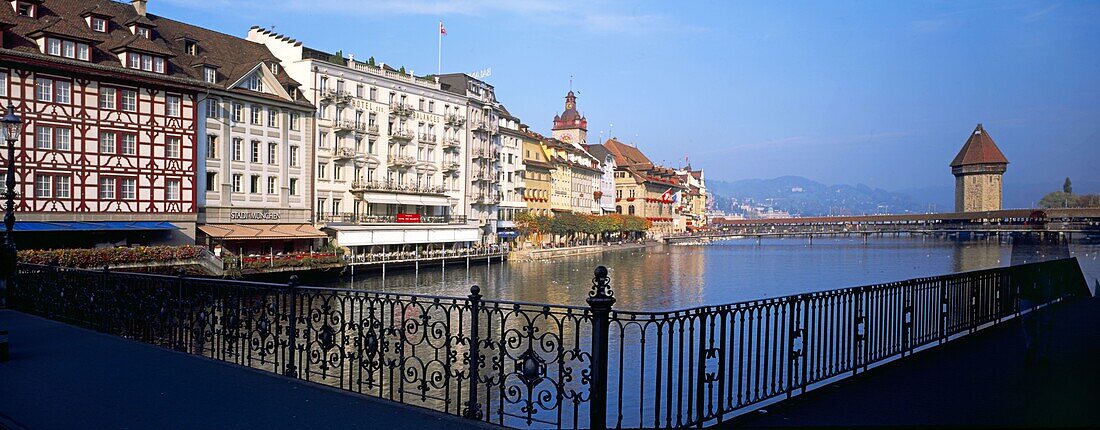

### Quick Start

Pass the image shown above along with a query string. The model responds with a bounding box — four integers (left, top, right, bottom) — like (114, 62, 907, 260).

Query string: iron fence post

(284, 275, 299, 378)
(463, 285, 483, 420)
(587, 266, 615, 430)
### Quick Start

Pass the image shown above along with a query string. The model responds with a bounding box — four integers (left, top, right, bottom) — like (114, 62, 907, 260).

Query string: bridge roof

(951, 124, 1009, 167)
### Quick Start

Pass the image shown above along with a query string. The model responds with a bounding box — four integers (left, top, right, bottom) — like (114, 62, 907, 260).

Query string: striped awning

(197, 223, 327, 240)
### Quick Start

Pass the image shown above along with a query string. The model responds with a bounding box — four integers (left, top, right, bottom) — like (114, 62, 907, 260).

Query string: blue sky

(157, 0, 1099, 190)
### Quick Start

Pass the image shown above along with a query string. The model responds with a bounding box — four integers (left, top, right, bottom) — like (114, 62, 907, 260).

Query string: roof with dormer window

(106, 32, 175, 56)
(25, 15, 103, 43)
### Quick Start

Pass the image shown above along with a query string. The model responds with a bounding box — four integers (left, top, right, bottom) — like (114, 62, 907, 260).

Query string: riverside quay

(2, 257, 1097, 428)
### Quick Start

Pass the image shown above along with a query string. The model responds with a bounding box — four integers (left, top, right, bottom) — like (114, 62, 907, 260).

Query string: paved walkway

(729, 296, 1100, 427)
(0, 311, 497, 430)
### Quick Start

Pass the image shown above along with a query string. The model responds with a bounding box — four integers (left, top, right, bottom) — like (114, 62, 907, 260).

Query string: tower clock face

(562, 134, 573, 143)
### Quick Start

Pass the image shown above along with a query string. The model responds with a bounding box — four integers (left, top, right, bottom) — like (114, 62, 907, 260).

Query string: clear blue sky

(158, 0, 1099, 190)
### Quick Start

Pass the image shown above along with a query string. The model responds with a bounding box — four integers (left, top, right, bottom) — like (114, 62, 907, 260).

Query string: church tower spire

(552, 90, 587, 144)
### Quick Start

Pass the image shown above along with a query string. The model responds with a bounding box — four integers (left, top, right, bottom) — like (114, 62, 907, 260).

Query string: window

(55, 81, 71, 104)
(231, 138, 242, 161)
(166, 95, 181, 117)
(35, 175, 51, 198)
(203, 67, 217, 83)
(250, 175, 260, 193)
(332, 199, 341, 215)
(166, 179, 181, 200)
(205, 172, 217, 192)
(232, 103, 243, 123)
(121, 90, 137, 111)
(289, 146, 299, 166)
(77, 44, 89, 61)
(317, 162, 327, 179)
(206, 98, 218, 118)
(47, 39, 61, 56)
(250, 141, 260, 163)
(128, 52, 140, 69)
(267, 176, 277, 194)
(35, 78, 52, 102)
(206, 135, 218, 159)
(166, 137, 181, 158)
(62, 40, 75, 58)
(267, 109, 277, 127)
(428, 101, 435, 113)
(121, 134, 136, 155)
(17, 2, 34, 17)
(289, 178, 298, 195)
(184, 40, 198, 56)
(270, 63, 279, 75)
(251, 105, 261, 125)
(99, 87, 116, 109)
(99, 132, 117, 154)
(369, 87, 377, 101)
(268, 142, 277, 165)
(0, 72, 6, 97)
(356, 84, 363, 98)
(319, 76, 328, 91)
(319, 132, 328, 148)
(289, 113, 300, 131)
(135, 27, 151, 38)
(232, 174, 242, 192)
(55, 128, 70, 150)
(55, 176, 70, 198)
(247, 74, 263, 92)
(98, 177, 115, 199)
(120, 178, 136, 199)
(91, 17, 107, 32)
(35, 126, 52, 149)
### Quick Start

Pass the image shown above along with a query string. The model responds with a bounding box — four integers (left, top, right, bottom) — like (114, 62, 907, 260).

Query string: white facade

(249, 28, 479, 249)
(497, 117, 528, 239)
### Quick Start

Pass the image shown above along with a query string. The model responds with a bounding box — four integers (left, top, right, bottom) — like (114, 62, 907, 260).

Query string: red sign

(396, 213, 421, 223)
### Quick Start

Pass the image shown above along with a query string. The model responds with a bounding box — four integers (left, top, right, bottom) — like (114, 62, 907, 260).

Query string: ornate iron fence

(8, 258, 1089, 429)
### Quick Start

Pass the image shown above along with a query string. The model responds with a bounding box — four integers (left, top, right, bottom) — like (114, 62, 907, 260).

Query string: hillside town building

(602, 138, 687, 236)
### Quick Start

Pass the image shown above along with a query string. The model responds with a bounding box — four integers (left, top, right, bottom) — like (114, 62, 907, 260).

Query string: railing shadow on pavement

(7, 258, 1090, 429)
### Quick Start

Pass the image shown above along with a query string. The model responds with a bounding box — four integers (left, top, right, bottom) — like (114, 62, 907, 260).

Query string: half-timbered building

(0, 0, 202, 249)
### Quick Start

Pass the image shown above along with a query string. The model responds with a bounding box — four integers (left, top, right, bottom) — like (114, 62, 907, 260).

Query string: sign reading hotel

(396, 213, 421, 223)
(230, 211, 281, 221)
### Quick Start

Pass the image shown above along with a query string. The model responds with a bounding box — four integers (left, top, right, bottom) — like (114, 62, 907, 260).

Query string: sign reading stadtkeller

(230, 211, 281, 221)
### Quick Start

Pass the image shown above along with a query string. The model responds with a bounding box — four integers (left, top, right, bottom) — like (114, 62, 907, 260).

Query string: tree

(1064, 177, 1073, 194)
(1039, 191, 1075, 208)
(1077, 194, 1100, 208)
(328, 50, 345, 65)
(367, 56, 376, 66)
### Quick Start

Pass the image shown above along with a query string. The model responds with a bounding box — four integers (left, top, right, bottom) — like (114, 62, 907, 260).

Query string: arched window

(628, 206, 635, 215)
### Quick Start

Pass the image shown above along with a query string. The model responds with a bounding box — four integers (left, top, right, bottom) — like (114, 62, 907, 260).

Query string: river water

(320, 236, 1100, 311)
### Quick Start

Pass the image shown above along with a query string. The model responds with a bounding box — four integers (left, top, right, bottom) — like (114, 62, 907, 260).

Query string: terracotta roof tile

(951, 124, 1009, 167)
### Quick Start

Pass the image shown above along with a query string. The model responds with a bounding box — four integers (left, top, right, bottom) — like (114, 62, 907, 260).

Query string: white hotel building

(249, 28, 479, 255)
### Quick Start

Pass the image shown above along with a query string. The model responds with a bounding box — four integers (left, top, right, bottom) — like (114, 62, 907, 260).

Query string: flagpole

(437, 21, 442, 75)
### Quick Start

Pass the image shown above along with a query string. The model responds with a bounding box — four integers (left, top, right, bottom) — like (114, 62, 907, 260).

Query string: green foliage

(1064, 177, 1073, 194)
(328, 50, 345, 65)
(399, 66, 406, 74)
(1039, 191, 1075, 208)
(367, 56, 376, 66)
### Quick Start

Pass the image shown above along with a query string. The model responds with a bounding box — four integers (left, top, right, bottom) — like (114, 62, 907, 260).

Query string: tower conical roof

(951, 123, 1009, 167)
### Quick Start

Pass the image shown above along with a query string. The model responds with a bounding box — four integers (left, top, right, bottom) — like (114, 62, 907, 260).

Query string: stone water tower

(951, 124, 1009, 212)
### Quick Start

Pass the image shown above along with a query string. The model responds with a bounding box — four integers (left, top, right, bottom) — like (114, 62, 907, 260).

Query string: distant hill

(708, 176, 926, 216)
(709, 176, 1100, 217)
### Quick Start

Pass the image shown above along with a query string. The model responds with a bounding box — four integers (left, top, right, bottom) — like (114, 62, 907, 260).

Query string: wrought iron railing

(7, 258, 1089, 429)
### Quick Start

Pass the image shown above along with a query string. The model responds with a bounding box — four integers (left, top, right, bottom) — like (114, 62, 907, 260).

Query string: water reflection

(317, 236, 1100, 311)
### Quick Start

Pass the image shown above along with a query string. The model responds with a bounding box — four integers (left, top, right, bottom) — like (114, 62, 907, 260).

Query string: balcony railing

(390, 103, 414, 117)
(442, 138, 462, 150)
(320, 89, 351, 105)
(471, 148, 498, 160)
(445, 114, 465, 127)
(334, 147, 356, 159)
(11, 255, 1087, 430)
(319, 213, 466, 224)
(386, 155, 416, 167)
(365, 124, 380, 136)
(389, 129, 414, 141)
(418, 134, 438, 143)
(442, 161, 460, 172)
(351, 180, 447, 195)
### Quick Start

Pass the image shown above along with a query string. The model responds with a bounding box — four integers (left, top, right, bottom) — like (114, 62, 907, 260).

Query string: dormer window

(16, 2, 35, 17)
(45, 38, 90, 61)
(203, 67, 216, 83)
(184, 40, 198, 56)
(270, 63, 279, 75)
(126, 52, 165, 73)
(91, 17, 107, 32)
(135, 27, 150, 38)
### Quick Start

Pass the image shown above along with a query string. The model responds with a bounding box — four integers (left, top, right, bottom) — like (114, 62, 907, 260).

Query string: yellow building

(521, 129, 553, 217)
(602, 138, 686, 236)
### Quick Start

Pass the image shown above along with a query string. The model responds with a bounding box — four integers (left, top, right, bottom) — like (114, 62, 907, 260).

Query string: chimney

(132, 0, 148, 17)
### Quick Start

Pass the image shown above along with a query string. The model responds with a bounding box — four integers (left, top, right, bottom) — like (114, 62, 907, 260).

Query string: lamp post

(0, 101, 21, 309)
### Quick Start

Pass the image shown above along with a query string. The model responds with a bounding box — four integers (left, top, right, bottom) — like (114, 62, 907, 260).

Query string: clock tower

(552, 90, 587, 145)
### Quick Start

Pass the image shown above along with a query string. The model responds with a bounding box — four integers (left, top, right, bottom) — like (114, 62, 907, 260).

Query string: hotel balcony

(386, 155, 416, 168)
(320, 89, 352, 105)
(365, 124, 380, 136)
(334, 146, 356, 160)
(333, 120, 367, 135)
(390, 103, 414, 117)
(390, 129, 414, 141)
(350, 180, 448, 196)
(442, 138, 462, 150)
(472, 148, 499, 160)
(442, 161, 460, 172)
(445, 114, 465, 127)
(417, 133, 437, 143)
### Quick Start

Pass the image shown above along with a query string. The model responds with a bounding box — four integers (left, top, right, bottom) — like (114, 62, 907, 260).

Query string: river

(319, 236, 1100, 311)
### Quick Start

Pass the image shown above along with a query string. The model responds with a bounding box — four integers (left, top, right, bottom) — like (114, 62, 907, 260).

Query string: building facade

(520, 129, 552, 217)
(0, 0, 202, 249)
(675, 166, 707, 231)
(585, 143, 618, 214)
(951, 123, 1008, 213)
(250, 28, 479, 256)
(495, 112, 526, 242)
(603, 138, 686, 236)
(547, 91, 601, 215)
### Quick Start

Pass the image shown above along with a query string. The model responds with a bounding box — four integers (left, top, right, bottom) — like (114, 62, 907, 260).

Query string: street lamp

(0, 101, 21, 308)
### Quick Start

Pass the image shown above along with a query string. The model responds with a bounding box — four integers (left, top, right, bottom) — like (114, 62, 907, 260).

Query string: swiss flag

(440, 22, 447, 36)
